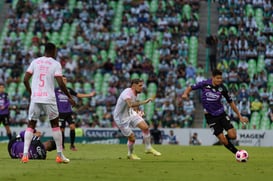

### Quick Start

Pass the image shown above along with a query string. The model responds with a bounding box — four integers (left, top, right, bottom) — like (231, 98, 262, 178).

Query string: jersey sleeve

(191, 80, 205, 90)
(68, 87, 78, 97)
(26, 61, 34, 74)
(222, 84, 233, 103)
(54, 62, 63, 77)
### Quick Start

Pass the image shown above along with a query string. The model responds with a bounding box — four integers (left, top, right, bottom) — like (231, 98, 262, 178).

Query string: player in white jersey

(21, 43, 76, 164)
(113, 78, 161, 160)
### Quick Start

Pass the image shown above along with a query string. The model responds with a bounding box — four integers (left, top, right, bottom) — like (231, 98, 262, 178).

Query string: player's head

(211, 69, 223, 86)
(0, 83, 5, 93)
(62, 75, 67, 84)
(43, 140, 56, 151)
(44, 42, 57, 59)
(130, 78, 144, 94)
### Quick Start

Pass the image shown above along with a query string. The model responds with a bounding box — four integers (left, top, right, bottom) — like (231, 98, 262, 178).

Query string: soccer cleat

(145, 148, 162, 156)
(21, 155, 29, 163)
(127, 154, 141, 160)
(56, 155, 70, 164)
(70, 146, 78, 151)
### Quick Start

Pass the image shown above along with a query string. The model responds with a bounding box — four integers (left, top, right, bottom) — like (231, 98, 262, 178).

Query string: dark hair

(47, 140, 56, 151)
(130, 78, 144, 86)
(44, 42, 56, 55)
(212, 69, 222, 77)
(0, 82, 5, 86)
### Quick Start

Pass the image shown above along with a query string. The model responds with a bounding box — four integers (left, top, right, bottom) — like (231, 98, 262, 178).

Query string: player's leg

(217, 131, 238, 154)
(3, 115, 12, 140)
(116, 118, 140, 160)
(22, 102, 39, 163)
(4, 125, 12, 140)
(127, 132, 140, 160)
(22, 120, 36, 163)
(69, 123, 77, 150)
(47, 104, 69, 163)
(137, 120, 161, 156)
(50, 117, 70, 163)
(65, 114, 77, 150)
(59, 115, 66, 149)
(223, 114, 238, 154)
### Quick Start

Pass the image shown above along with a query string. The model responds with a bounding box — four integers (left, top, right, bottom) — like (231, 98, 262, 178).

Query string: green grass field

(0, 144, 272, 181)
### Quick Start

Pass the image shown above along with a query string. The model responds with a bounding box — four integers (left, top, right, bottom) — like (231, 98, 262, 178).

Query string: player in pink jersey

(22, 42, 76, 163)
(113, 78, 161, 160)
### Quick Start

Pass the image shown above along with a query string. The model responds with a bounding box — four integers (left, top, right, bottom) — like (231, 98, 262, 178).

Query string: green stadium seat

(247, 59, 257, 78)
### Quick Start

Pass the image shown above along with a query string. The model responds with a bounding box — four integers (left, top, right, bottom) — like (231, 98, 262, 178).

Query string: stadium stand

(216, 0, 273, 130)
(3, 0, 272, 131)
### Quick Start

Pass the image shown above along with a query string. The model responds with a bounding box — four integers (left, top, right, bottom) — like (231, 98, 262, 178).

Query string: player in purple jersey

(8, 130, 56, 159)
(182, 69, 248, 155)
(55, 75, 95, 151)
(0, 83, 12, 140)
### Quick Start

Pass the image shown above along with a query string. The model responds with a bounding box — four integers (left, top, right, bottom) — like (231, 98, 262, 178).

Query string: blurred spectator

(189, 132, 201, 145)
(150, 122, 162, 145)
(206, 35, 218, 71)
(168, 130, 178, 145)
(250, 98, 263, 114)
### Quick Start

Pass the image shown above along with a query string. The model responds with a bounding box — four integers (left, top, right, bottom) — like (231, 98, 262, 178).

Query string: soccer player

(182, 69, 248, 155)
(0, 83, 12, 140)
(22, 42, 76, 163)
(8, 130, 56, 159)
(113, 78, 161, 160)
(55, 75, 95, 151)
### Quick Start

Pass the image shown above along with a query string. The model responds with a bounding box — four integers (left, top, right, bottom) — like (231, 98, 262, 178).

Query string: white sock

(127, 140, 134, 155)
(142, 131, 152, 150)
(23, 128, 34, 156)
(52, 127, 63, 154)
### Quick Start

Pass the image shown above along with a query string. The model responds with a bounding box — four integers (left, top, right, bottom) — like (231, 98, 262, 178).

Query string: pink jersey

(113, 88, 137, 122)
(26, 56, 62, 104)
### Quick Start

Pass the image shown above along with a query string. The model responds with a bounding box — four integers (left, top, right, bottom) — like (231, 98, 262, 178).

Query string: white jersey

(113, 88, 137, 122)
(26, 56, 63, 104)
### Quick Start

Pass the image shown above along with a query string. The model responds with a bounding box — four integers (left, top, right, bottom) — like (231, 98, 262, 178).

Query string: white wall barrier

(0, 127, 272, 147)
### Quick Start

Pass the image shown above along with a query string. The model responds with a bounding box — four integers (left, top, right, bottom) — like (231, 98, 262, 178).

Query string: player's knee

(142, 129, 150, 135)
(228, 134, 237, 140)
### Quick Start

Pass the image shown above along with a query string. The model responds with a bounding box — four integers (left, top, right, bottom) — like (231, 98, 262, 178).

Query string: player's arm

(23, 72, 32, 95)
(223, 89, 248, 124)
(182, 86, 192, 99)
(229, 101, 248, 124)
(56, 76, 76, 107)
(125, 97, 154, 108)
(77, 91, 96, 98)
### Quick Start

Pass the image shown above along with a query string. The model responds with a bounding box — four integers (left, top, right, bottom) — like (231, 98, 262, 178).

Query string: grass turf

(0, 144, 272, 181)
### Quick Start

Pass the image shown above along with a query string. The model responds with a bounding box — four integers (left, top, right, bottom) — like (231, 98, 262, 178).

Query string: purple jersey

(191, 79, 232, 116)
(8, 131, 46, 159)
(55, 87, 77, 113)
(0, 92, 10, 115)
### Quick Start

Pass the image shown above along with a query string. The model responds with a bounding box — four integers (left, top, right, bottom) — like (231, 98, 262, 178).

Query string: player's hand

(90, 91, 96, 97)
(240, 116, 249, 124)
(181, 94, 188, 100)
(146, 95, 156, 103)
(137, 110, 145, 117)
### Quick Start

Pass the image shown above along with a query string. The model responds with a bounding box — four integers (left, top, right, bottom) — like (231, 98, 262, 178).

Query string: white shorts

(28, 102, 59, 121)
(115, 115, 144, 137)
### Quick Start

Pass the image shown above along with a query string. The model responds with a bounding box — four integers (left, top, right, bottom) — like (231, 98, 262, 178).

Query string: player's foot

(145, 148, 162, 156)
(127, 154, 141, 160)
(70, 145, 78, 151)
(21, 155, 29, 163)
(56, 155, 70, 164)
